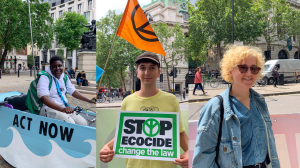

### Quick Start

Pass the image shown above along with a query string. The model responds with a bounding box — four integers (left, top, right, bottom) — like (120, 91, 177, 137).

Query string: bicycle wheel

(110, 96, 116, 103)
(210, 79, 219, 88)
(101, 97, 106, 103)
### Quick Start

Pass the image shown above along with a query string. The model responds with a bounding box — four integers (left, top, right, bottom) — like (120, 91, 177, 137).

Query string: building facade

(5, 48, 28, 70)
(124, 0, 189, 93)
(27, 0, 95, 70)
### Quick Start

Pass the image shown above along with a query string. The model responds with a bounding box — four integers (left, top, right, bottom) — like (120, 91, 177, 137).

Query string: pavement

(96, 93, 189, 108)
(189, 82, 300, 102)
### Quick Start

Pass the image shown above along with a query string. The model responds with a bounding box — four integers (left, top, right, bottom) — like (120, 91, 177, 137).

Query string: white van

(262, 59, 300, 84)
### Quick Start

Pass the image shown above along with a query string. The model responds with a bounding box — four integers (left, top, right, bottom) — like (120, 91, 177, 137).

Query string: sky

(95, 0, 152, 20)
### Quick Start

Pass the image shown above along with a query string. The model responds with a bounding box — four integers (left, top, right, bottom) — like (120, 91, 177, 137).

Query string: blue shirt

(230, 94, 267, 166)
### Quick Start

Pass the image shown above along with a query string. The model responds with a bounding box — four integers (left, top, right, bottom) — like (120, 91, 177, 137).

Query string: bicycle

(97, 92, 106, 103)
(253, 77, 268, 87)
(106, 92, 116, 103)
(202, 75, 220, 88)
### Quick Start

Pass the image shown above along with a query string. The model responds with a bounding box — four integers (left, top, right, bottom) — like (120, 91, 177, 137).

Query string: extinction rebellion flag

(116, 0, 167, 56)
(113, 111, 180, 161)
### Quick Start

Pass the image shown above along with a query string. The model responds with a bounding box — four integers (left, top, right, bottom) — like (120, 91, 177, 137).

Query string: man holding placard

(99, 52, 188, 168)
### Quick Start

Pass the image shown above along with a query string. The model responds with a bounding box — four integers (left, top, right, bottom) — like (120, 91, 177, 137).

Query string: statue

(80, 20, 96, 51)
(143, 10, 153, 22)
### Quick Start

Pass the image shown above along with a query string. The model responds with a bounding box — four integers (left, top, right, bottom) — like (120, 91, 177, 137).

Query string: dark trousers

(273, 78, 278, 87)
(193, 83, 204, 94)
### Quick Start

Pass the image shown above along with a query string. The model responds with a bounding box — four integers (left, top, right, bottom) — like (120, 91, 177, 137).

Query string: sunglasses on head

(237, 64, 261, 74)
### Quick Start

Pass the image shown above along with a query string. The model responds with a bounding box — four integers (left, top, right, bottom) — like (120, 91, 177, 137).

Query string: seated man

(37, 56, 95, 125)
(76, 70, 88, 86)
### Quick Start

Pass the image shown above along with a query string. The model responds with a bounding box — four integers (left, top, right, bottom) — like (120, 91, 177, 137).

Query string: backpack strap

(37, 71, 52, 90)
(215, 95, 224, 168)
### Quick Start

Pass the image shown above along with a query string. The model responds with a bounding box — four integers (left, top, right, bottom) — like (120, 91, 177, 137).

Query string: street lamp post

(27, 0, 36, 79)
(232, 0, 234, 44)
(268, 17, 271, 51)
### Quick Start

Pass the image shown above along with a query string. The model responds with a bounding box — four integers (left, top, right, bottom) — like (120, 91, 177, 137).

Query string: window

(51, 13, 54, 18)
(52, 2, 56, 7)
(78, 4, 82, 13)
(50, 50, 55, 57)
(61, 0, 64, 4)
(84, 11, 90, 22)
(67, 51, 72, 58)
(68, 7, 72, 12)
(59, 10, 63, 17)
(88, 0, 92, 10)
(293, 36, 296, 42)
(56, 40, 60, 48)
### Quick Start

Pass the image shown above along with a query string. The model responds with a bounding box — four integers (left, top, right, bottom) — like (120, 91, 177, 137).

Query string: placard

(113, 111, 180, 161)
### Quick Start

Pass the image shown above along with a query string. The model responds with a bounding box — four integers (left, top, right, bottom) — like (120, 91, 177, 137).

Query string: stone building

(27, 0, 95, 70)
(205, 0, 300, 71)
(5, 48, 28, 70)
(124, 0, 189, 92)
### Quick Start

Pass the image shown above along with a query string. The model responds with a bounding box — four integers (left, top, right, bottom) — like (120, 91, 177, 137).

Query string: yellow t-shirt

(121, 90, 185, 168)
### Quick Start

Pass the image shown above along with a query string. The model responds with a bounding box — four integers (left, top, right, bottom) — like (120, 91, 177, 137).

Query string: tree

(259, 0, 295, 51)
(27, 54, 38, 68)
(56, 48, 65, 61)
(97, 10, 144, 91)
(152, 22, 188, 91)
(0, 0, 53, 72)
(189, 0, 267, 65)
(285, 8, 300, 59)
(54, 11, 88, 66)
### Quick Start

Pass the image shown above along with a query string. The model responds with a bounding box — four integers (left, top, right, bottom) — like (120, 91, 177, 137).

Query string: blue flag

(287, 37, 292, 51)
(96, 66, 104, 82)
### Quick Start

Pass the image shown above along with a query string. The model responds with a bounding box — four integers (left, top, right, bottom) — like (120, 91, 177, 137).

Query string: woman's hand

(62, 106, 74, 114)
(89, 97, 97, 104)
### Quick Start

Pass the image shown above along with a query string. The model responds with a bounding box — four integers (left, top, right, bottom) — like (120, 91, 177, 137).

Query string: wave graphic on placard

(0, 127, 96, 168)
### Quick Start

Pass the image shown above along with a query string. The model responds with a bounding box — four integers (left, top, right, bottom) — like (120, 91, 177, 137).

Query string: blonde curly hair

(220, 45, 265, 83)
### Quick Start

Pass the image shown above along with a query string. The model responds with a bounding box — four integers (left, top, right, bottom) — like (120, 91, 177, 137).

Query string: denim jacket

(192, 86, 280, 168)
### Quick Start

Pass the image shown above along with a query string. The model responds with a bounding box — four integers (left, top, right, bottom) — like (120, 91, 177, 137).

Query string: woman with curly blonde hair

(192, 45, 280, 168)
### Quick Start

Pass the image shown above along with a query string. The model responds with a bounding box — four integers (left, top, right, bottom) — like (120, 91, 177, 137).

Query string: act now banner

(113, 111, 180, 161)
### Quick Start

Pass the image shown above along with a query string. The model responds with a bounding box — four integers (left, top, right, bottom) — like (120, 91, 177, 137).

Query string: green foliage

(27, 54, 38, 67)
(56, 48, 65, 60)
(259, 0, 296, 49)
(188, 0, 268, 61)
(152, 22, 187, 91)
(54, 12, 88, 52)
(96, 10, 144, 89)
(0, 0, 53, 71)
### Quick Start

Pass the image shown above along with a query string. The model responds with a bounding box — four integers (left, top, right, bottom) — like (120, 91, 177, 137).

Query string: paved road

(189, 94, 300, 120)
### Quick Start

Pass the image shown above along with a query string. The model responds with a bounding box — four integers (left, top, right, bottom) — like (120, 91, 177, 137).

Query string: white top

(37, 67, 76, 111)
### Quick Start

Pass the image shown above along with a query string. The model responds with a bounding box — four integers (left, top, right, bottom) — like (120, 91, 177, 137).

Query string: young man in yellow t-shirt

(99, 52, 188, 168)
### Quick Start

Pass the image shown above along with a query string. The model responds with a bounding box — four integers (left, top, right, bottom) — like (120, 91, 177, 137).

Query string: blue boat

(0, 92, 96, 168)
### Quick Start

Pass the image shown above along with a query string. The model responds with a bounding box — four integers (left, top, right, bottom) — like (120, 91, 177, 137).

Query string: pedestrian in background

(192, 45, 280, 168)
(272, 66, 279, 88)
(193, 67, 206, 95)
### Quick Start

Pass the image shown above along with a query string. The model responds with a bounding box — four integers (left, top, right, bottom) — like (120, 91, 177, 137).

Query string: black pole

(0, 69, 1, 79)
(268, 19, 270, 51)
(232, 0, 234, 44)
(173, 66, 174, 93)
(18, 69, 19, 77)
(30, 68, 32, 76)
(132, 68, 135, 93)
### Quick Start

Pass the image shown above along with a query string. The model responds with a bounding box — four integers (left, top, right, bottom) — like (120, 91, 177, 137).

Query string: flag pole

(96, 33, 118, 98)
